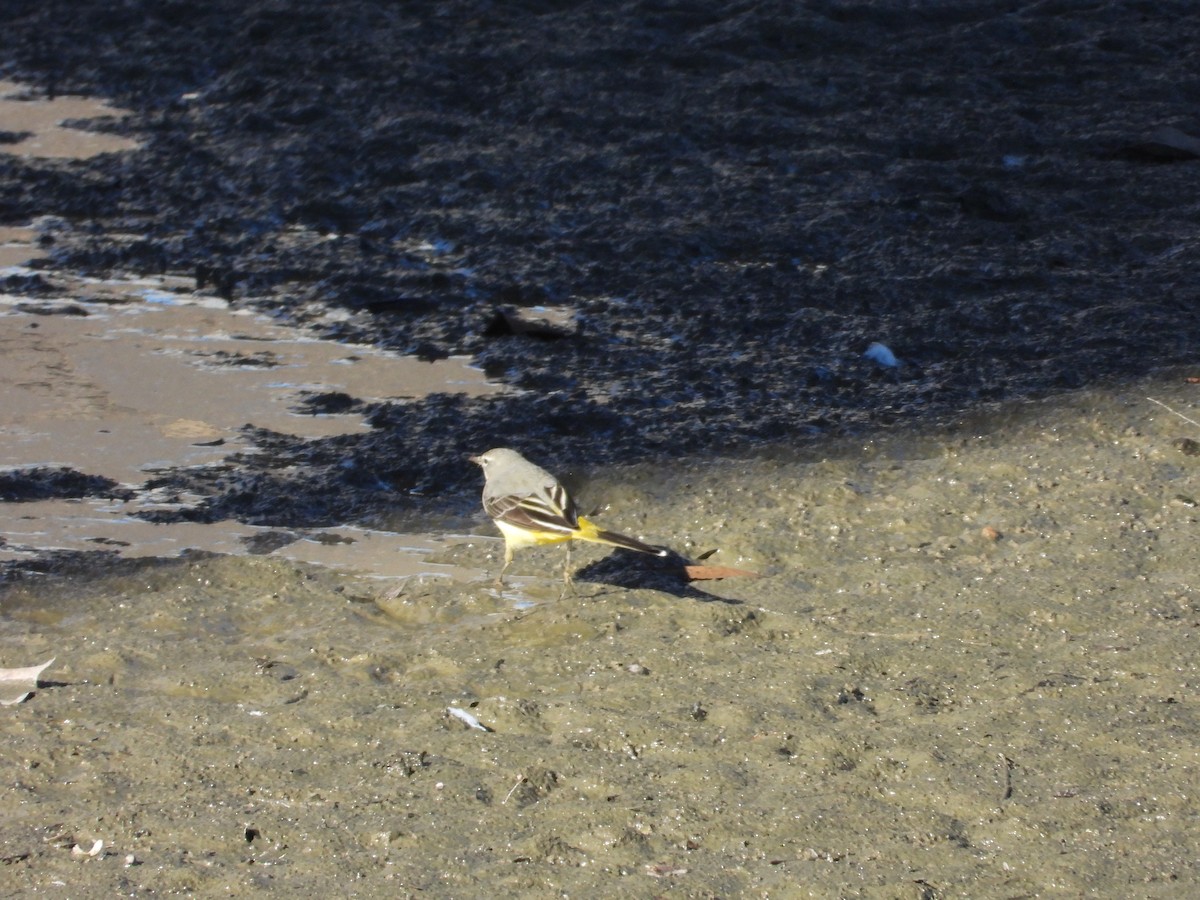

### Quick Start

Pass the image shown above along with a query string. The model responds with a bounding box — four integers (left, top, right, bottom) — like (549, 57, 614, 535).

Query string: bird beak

(468, 454, 482, 466)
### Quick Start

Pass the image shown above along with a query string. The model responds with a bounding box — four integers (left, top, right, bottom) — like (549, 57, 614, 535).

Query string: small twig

(1000, 754, 1015, 802)
(502, 774, 527, 805)
(1147, 396, 1200, 431)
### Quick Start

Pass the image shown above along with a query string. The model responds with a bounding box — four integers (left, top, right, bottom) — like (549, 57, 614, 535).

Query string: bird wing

(483, 482, 579, 535)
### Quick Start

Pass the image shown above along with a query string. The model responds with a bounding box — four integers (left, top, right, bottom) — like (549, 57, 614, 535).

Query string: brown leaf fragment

(684, 564, 759, 581)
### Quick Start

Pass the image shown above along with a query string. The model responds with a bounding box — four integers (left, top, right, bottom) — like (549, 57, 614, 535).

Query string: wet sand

(2, 376, 1198, 895)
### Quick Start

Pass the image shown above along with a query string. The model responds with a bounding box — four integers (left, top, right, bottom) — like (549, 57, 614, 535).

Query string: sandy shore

(3, 376, 1197, 895)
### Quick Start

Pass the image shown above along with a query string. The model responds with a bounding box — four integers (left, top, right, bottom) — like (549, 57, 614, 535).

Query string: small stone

(1175, 437, 1200, 457)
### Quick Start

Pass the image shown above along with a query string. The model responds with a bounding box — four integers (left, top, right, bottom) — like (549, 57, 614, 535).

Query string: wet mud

(2, 0, 1199, 530)
(2, 1, 1200, 895)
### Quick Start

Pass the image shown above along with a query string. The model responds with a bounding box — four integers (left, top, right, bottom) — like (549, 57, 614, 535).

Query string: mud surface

(2, 2, 1200, 896)
(3, 380, 1199, 895)
(2, 0, 1199, 529)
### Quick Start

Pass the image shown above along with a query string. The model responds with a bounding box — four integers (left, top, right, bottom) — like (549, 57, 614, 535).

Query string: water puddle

(0, 225, 43, 267)
(0, 226, 498, 581)
(1, 280, 500, 483)
(0, 500, 480, 582)
(0, 79, 142, 159)
(0, 80, 498, 583)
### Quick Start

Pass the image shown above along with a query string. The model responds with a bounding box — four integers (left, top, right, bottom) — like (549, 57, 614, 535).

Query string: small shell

(447, 706, 491, 732)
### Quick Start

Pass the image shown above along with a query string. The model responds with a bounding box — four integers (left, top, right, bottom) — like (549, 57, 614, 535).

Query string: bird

(470, 447, 668, 586)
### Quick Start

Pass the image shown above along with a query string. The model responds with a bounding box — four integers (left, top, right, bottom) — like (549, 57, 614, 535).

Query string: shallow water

(2, 376, 1197, 895)
(0, 78, 141, 160)
(0, 237, 501, 572)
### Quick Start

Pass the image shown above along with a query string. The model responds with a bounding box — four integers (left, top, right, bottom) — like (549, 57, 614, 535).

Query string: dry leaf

(1, 657, 55, 706)
(684, 565, 759, 581)
(71, 839, 104, 859)
(1143, 126, 1200, 158)
(492, 305, 577, 338)
(70, 840, 103, 859)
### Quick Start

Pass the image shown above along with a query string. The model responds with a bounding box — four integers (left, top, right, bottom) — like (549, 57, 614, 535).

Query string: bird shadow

(573, 550, 744, 604)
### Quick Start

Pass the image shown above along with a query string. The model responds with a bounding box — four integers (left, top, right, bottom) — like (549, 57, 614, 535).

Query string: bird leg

(495, 544, 513, 587)
(559, 544, 575, 599)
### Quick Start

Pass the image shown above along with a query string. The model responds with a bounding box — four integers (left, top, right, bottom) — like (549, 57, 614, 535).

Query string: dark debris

(2, 1, 1199, 529)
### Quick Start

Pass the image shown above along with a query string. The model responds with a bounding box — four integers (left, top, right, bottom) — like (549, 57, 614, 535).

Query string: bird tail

(576, 516, 668, 557)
